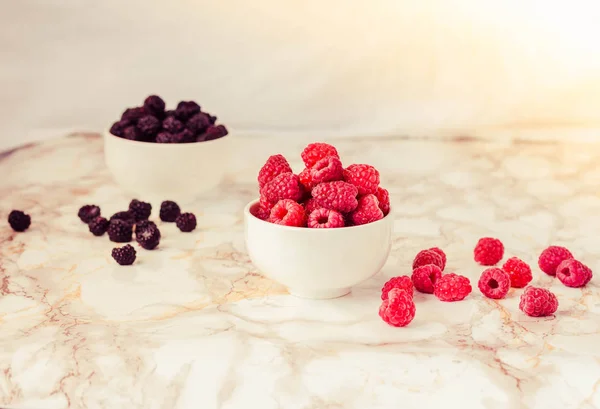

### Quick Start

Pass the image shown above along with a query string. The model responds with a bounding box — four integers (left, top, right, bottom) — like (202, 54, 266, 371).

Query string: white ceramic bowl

(243, 199, 393, 299)
(104, 130, 231, 204)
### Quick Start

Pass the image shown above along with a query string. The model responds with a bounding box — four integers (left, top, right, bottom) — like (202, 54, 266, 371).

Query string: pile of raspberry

(77, 199, 197, 266)
(379, 238, 593, 327)
(252, 142, 390, 228)
(109, 95, 228, 144)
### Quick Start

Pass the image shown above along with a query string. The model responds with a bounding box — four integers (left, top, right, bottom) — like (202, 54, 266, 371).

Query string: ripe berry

(502, 257, 532, 288)
(186, 112, 211, 135)
(474, 237, 504, 266)
(134, 220, 157, 234)
(301, 142, 339, 168)
(261, 172, 303, 203)
(110, 211, 135, 226)
(412, 249, 444, 271)
(349, 194, 383, 226)
(128, 199, 152, 221)
(258, 155, 293, 189)
(198, 125, 228, 141)
(174, 101, 201, 121)
(556, 259, 592, 288)
(312, 181, 358, 213)
(136, 115, 160, 140)
(298, 168, 314, 191)
(8, 210, 31, 232)
(162, 116, 184, 134)
(121, 107, 147, 123)
(268, 199, 306, 227)
(107, 219, 133, 242)
(111, 244, 136, 266)
(538, 246, 573, 276)
(302, 198, 319, 215)
(77, 205, 101, 224)
(143, 95, 166, 117)
(310, 156, 343, 186)
(159, 200, 181, 222)
(307, 208, 345, 228)
(123, 126, 141, 141)
(343, 164, 380, 195)
(135, 224, 161, 250)
(88, 217, 109, 236)
(478, 268, 510, 299)
(374, 187, 390, 216)
(381, 275, 414, 300)
(428, 247, 446, 270)
(411, 264, 442, 294)
(156, 132, 181, 144)
(176, 212, 197, 232)
(379, 288, 416, 327)
(519, 287, 558, 317)
(110, 119, 130, 137)
(434, 273, 472, 302)
(177, 129, 195, 143)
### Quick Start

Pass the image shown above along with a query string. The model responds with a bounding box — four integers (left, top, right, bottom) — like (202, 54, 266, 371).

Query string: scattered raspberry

(121, 107, 147, 123)
(268, 199, 306, 227)
(107, 219, 133, 242)
(162, 116, 184, 134)
(303, 198, 319, 215)
(8, 210, 31, 232)
(434, 273, 472, 301)
(301, 143, 339, 168)
(186, 112, 211, 134)
(412, 249, 444, 271)
(312, 181, 358, 213)
(428, 247, 446, 270)
(136, 115, 160, 140)
(174, 101, 201, 121)
(381, 275, 414, 300)
(159, 200, 181, 222)
(123, 126, 141, 141)
(78, 205, 101, 224)
(258, 155, 293, 189)
(478, 268, 510, 299)
(110, 211, 135, 226)
(198, 125, 228, 141)
(519, 286, 558, 317)
(349, 194, 383, 226)
(538, 246, 574, 276)
(374, 187, 390, 216)
(143, 95, 166, 117)
(110, 119, 130, 137)
(135, 223, 161, 250)
(343, 164, 380, 195)
(502, 257, 532, 288)
(307, 208, 345, 228)
(411, 264, 442, 294)
(128, 199, 152, 221)
(261, 172, 303, 203)
(474, 237, 504, 266)
(556, 259, 592, 288)
(88, 217, 109, 236)
(310, 156, 344, 186)
(176, 212, 197, 232)
(379, 288, 416, 327)
(156, 132, 182, 144)
(111, 244, 137, 266)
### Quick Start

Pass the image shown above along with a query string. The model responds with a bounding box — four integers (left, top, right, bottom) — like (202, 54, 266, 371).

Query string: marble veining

(0, 133, 599, 409)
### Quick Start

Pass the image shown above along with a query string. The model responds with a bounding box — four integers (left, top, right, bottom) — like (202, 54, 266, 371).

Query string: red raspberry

(267, 199, 306, 227)
(474, 237, 504, 266)
(258, 154, 293, 189)
(374, 187, 390, 216)
(312, 181, 358, 213)
(343, 164, 380, 195)
(538, 246, 574, 276)
(412, 249, 444, 271)
(253, 196, 275, 220)
(411, 264, 443, 294)
(428, 247, 447, 270)
(298, 168, 315, 191)
(307, 208, 345, 229)
(261, 172, 303, 203)
(556, 259, 593, 288)
(478, 268, 510, 299)
(302, 197, 318, 215)
(349, 194, 383, 226)
(433, 273, 472, 301)
(381, 275, 414, 300)
(378, 288, 416, 327)
(301, 142, 339, 168)
(519, 286, 558, 317)
(502, 257, 532, 288)
(310, 156, 343, 185)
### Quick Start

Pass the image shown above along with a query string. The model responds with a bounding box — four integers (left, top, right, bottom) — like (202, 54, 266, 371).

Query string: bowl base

(289, 287, 351, 300)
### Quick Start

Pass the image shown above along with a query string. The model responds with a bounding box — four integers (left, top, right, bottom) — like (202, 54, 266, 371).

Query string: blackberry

(143, 95, 166, 117)
(178, 129, 195, 143)
(176, 212, 197, 232)
(134, 219, 157, 234)
(156, 132, 182, 144)
(111, 244, 136, 265)
(123, 126, 141, 141)
(136, 115, 160, 140)
(8, 210, 31, 232)
(107, 219, 133, 242)
(159, 200, 181, 222)
(128, 199, 152, 221)
(186, 113, 211, 134)
(162, 117, 184, 133)
(209, 114, 217, 124)
(135, 224, 161, 250)
(88, 217, 109, 236)
(164, 109, 176, 118)
(110, 211, 136, 226)
(198, 125, 228, 142)
(78, 204, 101, 223)
(121, 107, 147, 123)
(109, 119, 131, 137)
(174, 101, 200, 121)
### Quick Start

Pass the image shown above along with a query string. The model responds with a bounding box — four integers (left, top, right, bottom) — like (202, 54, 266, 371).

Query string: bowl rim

(104, 128, 230, 148)
(243, 199, 392, 232)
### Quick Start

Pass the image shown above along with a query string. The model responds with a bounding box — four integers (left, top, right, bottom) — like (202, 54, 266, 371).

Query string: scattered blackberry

(109, 119, 131, 137)
(111, 244, 136, 265)
(197, 125, 228, 142)
(8, 210, 31, 232)
(136, 115, 160, 140)
(128, 199, 152, 221)
(121, 107, 147, 123)
(186, 113, 211, 134)
(107, 219, 133, 242)
(110, 211, 136, 226)
(176, 212, 197, 232)
(136, 224, 161, 250)
(162, 116, 184, 133)
(123, 126, 141, 141)
(134, 219, 157, 234)
(174, 101, 201, 121)
(159, 200, 181, 222)
(156, 132, 181, 144)
(88, 216, 109, 236)
(143, 95, 166, 117)
(78, 204, 101, 223)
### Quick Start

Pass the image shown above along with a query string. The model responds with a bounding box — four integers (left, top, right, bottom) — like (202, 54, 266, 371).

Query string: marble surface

(0, 133, 599, 409)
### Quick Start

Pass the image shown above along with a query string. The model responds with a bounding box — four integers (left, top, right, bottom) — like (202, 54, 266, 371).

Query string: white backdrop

(2, 0, 600, 150)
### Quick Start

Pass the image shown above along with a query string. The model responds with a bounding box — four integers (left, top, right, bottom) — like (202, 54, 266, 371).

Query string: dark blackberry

(143, 95, 166, 117)
(159, 200, 181, 222)
(128, 199, 152, 221)
(107, 219, 133, 242)
(8, 210, 31, 232)
(174, 101, 201, 121)
(134, 219, 157, 234)
(209, 114, 217, 124)
(110, 211, 136, 226)
(111, 244, 136, 265)
(156, 132, 182, 144)
(176, 212, 197, 232)
(121, 107, 147, 123)
(197, 125, 228, 142)
(136, 115, 160, 140)
(88, 217, 109, 236)
(78, 204, 101, 223)
(109, 119, 131, 137)
(123, 126, 141, 141)
(162, 116, 184, 133)
(178, 129, 195, 143)
(164, 109, 176, 118)
(186, 113, 211, 134)
(135, 224, 161, 250)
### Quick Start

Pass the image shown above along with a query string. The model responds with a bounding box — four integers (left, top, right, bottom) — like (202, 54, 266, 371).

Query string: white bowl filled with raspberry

(104, 95, 231, 204)
(244, 142, 393, 299)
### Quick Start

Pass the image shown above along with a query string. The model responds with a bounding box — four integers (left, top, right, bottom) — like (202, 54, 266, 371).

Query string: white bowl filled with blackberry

(104, 95, 230, 204)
